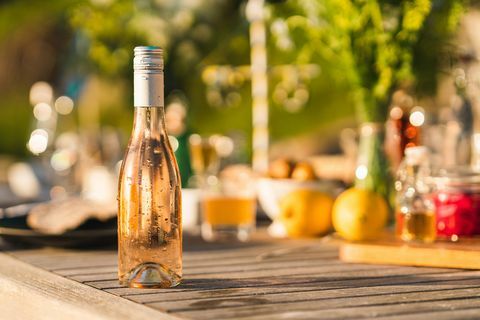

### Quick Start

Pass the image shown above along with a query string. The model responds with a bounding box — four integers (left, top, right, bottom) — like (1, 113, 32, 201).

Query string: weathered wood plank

(174, 289, 480, 319)
(226, 306, 480, 320)
(125, 270, 476, 304)
(105, 272, 458, 302)
(0, 252, 180, 320)
(67, 263, 361, 283)
(52, 251, 337, 278)
(22, 247, 337, 273)
(373, 308, 480, 320)
(152, 281, 480, 313)
(68, 258, 349, 282)
(84, 265, 451, 291)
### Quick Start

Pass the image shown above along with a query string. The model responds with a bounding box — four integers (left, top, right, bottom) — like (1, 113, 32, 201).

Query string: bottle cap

(133, 46, 163, 72)
(133, 46, 164, 107)
(405, 146, 429, 165)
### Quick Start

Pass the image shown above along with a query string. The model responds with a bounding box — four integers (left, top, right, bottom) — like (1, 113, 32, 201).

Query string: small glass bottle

(395, 146, 436, 243)
(118, 47, 182, 288)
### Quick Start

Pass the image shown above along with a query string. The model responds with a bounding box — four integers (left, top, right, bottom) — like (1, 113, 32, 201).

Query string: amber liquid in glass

(201, 196, 256, 242)
(118, 107, 182, 288)
(203, 197, 256, 225)
(396, 211, 436, 243)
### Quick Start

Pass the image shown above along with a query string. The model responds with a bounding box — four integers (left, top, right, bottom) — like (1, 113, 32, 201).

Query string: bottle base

(120, 263, 181, 288)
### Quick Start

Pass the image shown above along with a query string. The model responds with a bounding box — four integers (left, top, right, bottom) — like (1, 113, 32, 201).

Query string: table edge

(0, 251, 183, 320)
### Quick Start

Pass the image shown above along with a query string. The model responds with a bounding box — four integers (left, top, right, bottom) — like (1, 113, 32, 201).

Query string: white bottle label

(134, 72, 164, 107)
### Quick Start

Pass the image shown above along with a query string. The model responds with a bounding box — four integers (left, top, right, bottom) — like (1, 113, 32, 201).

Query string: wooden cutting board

(339, 235, 480, 269)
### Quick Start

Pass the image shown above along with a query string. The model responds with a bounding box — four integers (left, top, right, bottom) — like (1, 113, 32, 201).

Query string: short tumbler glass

(200, 166, 256, 242)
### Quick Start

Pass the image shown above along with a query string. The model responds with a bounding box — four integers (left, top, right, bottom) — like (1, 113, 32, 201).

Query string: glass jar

(395, 146, 436, 243)
(432, 168, 480, 240)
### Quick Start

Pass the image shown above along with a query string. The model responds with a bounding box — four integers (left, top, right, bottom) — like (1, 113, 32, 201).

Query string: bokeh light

(355, 165, 368, 180)
(55, 96, 74, 115)
(409, 107, 425, 127)
(28, 129, 49, 154)
(50, 149, 76, 172)
(29, 81, 53, 105)
(215, 136, 234, 157)
(169, 135, 179, 152)
(33, 102, 53, 121)
(389, 106, 403, 120)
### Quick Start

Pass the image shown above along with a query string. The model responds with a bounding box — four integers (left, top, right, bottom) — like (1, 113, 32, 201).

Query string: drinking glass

(200, 165, 256, 242)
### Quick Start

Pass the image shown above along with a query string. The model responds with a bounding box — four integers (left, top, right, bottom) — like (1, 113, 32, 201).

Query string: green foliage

(70, 0, 142, 76)
(269, 0, 466, 122)
(413, 0, 467, 96)
(68, 0, 247, 78)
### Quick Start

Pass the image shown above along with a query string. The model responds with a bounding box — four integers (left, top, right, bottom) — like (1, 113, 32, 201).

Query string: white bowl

(256, 177, 341, 221)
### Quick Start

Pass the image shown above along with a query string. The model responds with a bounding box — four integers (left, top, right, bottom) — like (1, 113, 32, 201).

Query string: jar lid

(430, 167, 480, 192)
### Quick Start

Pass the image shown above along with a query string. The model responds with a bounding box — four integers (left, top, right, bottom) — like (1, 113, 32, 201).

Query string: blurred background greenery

(0, 0, 359, 159)
(0, 0, 476, 161)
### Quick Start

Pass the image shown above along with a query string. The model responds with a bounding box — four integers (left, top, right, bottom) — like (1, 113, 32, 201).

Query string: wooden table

(2, 232, 480, 320)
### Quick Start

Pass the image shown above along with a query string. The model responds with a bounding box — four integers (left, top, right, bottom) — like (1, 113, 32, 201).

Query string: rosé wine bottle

(118, 46, 182, 288)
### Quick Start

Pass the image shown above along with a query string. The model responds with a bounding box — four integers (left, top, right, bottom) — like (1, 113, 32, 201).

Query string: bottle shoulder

(119, 136, 180, 184)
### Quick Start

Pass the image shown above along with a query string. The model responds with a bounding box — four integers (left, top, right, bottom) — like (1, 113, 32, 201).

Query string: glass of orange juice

(201, 165, 256, 242)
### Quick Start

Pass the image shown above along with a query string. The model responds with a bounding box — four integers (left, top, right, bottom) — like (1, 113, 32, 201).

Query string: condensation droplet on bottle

(154, 146, 161, 154)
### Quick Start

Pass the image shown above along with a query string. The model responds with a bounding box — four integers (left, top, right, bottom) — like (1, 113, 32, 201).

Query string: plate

(0, 203, 117, 248)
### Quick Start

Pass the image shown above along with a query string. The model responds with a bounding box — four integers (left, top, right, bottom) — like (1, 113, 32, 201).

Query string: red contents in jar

(433, 191, 480, 236)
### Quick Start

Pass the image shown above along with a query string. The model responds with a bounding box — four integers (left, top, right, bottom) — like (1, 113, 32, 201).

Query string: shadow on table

(175, 269, 480, 293)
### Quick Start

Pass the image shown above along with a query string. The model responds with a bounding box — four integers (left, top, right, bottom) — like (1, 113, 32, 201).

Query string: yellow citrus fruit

(332, 188, 388, 241)
(278, 189, 334, 238)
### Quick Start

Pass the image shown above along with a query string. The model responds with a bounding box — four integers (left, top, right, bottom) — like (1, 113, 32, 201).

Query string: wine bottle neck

(133, 107, 166, 137)
(133, 72, 164, 107)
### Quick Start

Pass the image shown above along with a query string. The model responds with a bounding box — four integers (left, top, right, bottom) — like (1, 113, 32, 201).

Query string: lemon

(278, 189, 334, 238)
(332, 188, 388, 241)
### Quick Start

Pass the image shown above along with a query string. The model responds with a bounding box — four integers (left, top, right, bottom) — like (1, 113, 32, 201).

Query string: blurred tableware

(182, 188, 201, 234)
(0, 202, 116, 248)
(257, 177, 341, 221)
(26, 197, 116, 235)
(201, 165, 256, 242)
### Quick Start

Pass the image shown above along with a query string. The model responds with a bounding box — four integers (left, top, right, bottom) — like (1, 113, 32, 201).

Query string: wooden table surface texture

(5, 233, 480, 320)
